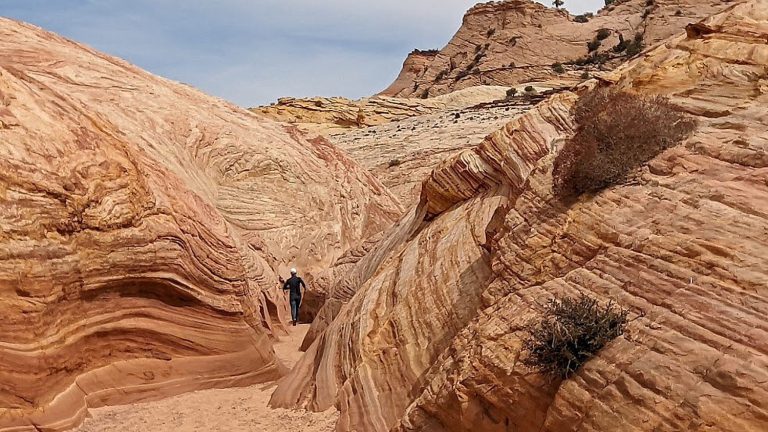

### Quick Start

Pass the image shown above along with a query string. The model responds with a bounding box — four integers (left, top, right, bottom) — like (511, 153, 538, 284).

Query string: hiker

(282, 268, 306, 326)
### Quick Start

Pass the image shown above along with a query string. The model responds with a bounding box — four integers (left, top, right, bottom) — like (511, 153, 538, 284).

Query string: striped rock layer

(272, 2, 768, 431)
(0, 18, 400, 431)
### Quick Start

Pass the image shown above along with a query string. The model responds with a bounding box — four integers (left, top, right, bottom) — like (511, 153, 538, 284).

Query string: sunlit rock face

(273, 2, 768, 431)
(0, 17, 401, 431)
(381, 0, 730, 98)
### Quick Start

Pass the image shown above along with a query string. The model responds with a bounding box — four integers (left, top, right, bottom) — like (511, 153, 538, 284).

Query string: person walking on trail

(283, 268, 306, 326)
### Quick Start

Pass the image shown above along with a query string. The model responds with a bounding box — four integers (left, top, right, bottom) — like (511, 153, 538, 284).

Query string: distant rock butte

(272, 2, 768, 431)
(0, 17, 400, 431)
(381, 0, 731, 98)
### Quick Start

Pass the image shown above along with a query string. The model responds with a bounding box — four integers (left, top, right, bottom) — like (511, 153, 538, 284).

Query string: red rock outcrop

(273, 2, 768, 431)
(382, 49, 440, 98)
(380, 0, 730, 98)
(0, 17, 400, 431)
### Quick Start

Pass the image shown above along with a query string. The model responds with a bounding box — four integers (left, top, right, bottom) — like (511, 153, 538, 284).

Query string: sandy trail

(76, 324, 337, 432)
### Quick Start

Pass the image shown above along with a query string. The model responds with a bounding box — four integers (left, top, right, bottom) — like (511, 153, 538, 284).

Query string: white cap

(290, 268, 297, 274)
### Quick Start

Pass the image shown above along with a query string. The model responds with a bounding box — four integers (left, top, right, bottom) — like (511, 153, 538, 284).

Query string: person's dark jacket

(283, 275, 306, 298)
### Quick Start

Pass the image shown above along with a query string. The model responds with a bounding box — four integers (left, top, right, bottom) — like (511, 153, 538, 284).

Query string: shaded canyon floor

(74, 325, 337, 432)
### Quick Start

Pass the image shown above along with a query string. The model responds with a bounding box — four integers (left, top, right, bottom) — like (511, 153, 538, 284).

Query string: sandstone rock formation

(251, 85, 514, 136)
(0, 17, 400, 431)
(272, 2, 768, 431)
(327, 97, 537, 206)
(297, 89, 570, 350)
(381, 0, 730, 98)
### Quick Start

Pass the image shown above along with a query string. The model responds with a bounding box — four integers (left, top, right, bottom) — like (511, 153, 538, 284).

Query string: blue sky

(0, 0, 604, 106)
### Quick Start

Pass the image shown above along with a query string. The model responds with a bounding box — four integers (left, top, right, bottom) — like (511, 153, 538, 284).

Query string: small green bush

(506, 88, 518, 98)
(613, 34, 629, 53)
(572, 52, 610, 66)
(626, 33, 645, 56)
(581, 71, 590, 79)
(552, 88, 697, 197)
(675, 9, 683, 16)
(552, 62, 566, 74)
(596, 28, 612, 40)
(522, 294, 629, 380)
(524, 85, 535, 92)
(574, 14, 589, 23)
(587, 39, 601, 52)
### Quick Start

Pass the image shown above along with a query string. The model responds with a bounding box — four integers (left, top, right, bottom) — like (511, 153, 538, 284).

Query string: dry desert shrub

(522, 294, 629, 380)
(552, 88, 696, 198)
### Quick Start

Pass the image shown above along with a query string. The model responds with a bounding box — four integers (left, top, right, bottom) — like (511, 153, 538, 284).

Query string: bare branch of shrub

(552, 88, 696, 198)
(522, 294, 629, 380)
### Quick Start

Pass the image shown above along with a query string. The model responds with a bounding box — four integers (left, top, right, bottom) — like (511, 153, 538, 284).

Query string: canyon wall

(0, 17, 400, 431)
(274, 2, 768, 431)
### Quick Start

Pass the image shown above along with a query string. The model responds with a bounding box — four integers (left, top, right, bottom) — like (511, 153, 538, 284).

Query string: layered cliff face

(273, 2, 768, 431)
(381, 0, 730, 98)
(0, 17, 400, 431)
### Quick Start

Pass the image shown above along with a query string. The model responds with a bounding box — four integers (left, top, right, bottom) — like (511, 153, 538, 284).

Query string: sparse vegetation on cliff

(411, 49, 439, 56)
(552, 88, 696, 198)
(571, 51, 609, 66)
(613, 33, 645, 56)
(522, 294, 629, 379)
(574, 13, 592, 23)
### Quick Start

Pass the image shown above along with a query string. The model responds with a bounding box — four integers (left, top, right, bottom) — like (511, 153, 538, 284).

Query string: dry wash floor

(76, 325, 337, 432)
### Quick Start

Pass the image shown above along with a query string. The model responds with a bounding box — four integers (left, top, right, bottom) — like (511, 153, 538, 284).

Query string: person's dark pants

(290, 295, 301, 323)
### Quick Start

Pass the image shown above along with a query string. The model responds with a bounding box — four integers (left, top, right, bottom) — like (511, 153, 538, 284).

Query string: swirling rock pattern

(0, 18, 400, 431)
(274, 2, 768, 431)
